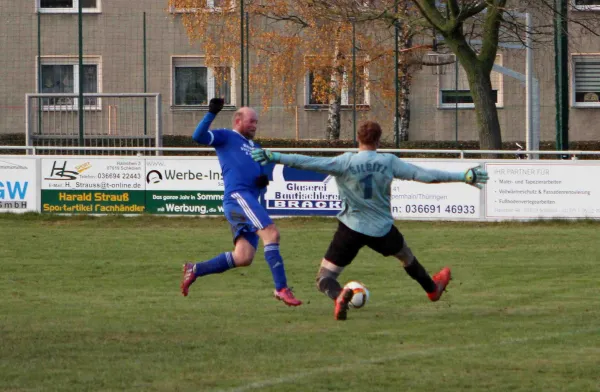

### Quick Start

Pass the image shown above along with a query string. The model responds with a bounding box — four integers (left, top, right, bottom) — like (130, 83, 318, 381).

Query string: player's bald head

(233, 107, 255, 125)
(233, 107, 258, 139)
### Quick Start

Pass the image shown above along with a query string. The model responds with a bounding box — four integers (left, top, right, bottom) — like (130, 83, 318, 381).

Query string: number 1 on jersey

(360, 174, 373, 199)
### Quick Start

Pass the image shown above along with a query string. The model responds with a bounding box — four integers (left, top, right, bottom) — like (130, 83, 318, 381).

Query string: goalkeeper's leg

(394, 238, 451, 302)
(317, 222, 365, 320)
(315, 260, 355, 321)
(315, 259, 345, 300)
(316, 222, 363, 299)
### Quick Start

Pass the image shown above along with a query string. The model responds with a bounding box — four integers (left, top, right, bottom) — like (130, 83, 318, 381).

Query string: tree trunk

(398, 72, 410, 142)
(398, 29, 412, 142)
(326, 44, 344, 140)
(467, 67, 503, 154)
(326, 93, 341, 140)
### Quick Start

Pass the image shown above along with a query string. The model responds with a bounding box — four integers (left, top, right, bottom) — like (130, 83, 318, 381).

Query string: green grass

(1, 214, 599, 392)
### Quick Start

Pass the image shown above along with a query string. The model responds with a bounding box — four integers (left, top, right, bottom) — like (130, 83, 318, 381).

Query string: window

(37, 0, 101, 13)
(37, 56, 102, 110)
(305, 63, 370, 107)
(572, 0, 600, 11)
(169, 0, 234, 13)
(438, 54, 503, 109)
(572, 54, 600, 107)
(172, 57, 235, 108)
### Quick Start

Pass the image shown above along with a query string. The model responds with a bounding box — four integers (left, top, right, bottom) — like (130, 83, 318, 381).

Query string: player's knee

(394, 238, 414, 265)
(394, 248, 414, 266)
(232, 244, 255, 267)
(260, 224, 280, 244)
(233, 252, 254, 267)
(315, 266, 341, 292)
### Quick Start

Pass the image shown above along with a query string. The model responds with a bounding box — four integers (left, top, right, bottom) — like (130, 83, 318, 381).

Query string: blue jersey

(279, 151, 465, 237)
(192, 113, 264, 199)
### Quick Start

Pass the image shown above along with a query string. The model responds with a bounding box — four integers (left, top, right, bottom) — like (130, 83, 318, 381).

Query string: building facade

(1, 1, 599, 144)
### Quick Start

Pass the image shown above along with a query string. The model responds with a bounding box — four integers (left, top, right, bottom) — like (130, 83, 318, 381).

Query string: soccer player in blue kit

(180, 98, 302, 306)
(252, 121, 488, 320)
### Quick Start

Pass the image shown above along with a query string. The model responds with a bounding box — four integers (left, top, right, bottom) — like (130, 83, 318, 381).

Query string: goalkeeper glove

(208, 98, 225, 114)
(251, 148, 281, 166)
(464, 165, 489, 189)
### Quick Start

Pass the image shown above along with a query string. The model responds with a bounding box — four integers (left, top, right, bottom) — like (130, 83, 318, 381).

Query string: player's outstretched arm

(192, 98, 225, 145)
(252, 148, 348, 176)
(393, 160, 489, 189)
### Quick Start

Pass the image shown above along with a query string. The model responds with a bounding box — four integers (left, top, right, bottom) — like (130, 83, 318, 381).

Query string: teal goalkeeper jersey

(278, 151, 465, 237)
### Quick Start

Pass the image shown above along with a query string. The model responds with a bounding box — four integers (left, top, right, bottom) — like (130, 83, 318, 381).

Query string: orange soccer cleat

(427, 267, 452, 302)
(334, 287, 354, 320)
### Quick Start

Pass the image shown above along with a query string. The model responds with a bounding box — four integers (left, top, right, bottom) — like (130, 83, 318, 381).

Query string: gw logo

(0, 181, 28, 200)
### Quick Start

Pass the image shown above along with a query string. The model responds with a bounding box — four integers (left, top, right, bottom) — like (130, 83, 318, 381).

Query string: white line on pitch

(212, 327, 599, 392)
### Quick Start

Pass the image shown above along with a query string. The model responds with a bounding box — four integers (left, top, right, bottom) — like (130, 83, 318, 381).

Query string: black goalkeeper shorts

(324, 221, 405, 267)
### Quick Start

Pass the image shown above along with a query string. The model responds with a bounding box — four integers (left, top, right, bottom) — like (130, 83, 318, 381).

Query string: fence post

(78, 1, 84, 148)
(25, 94, 30, 154)
(155, 93, 162, 156)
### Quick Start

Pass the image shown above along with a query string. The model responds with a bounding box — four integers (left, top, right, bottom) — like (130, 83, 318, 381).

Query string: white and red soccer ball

(344, 280, 370, 309)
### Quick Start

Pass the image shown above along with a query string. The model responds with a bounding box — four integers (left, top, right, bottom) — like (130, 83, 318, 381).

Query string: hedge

(1, 133, 599, 159)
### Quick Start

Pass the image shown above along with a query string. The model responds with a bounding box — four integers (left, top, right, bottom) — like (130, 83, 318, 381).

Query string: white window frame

(36, 56, 102, 111)
(437, 54, 504, 109)
(304, 61, 370, 108)
(171, 56, 236, 109)
(36, 0, 102, 14)
(571, 53, 600, 108)
(169, 0, 235, 13)
(571, 0, 600, 11)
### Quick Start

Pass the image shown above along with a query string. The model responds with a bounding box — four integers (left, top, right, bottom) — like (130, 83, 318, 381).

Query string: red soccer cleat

(274, 287, 302, 307)
(181, 263, 196, 297)
(334, 287, 354, 320)
(427, 267, 452, 302)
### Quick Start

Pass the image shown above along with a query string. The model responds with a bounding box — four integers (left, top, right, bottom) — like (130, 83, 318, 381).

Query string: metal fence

(1, 145, 599, 160)
(25, 93, 162, 155)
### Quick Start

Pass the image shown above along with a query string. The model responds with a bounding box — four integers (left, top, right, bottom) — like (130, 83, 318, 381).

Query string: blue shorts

(223, 192, 273, 249)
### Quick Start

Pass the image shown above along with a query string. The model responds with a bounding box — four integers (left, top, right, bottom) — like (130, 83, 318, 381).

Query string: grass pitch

(1, 215, 599, 392)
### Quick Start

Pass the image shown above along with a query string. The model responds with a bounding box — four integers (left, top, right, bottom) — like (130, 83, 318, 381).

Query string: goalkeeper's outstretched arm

(393, 159, 489, 188)
(278, 154, 350, 176)
(252, 149, 350, 176)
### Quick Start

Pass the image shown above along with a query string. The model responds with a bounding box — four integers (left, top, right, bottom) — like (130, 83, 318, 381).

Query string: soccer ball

(344, 281, 370, 309)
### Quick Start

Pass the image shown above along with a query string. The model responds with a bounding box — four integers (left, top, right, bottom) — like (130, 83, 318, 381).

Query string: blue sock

(264, 243, 287, 290)
(194, 252, 235, 277)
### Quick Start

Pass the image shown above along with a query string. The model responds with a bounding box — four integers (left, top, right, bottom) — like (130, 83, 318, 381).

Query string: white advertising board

(145, 158, 223, 191)
(40, 158, 145, 214)
(391, 160, 483, 220)
(41, 158, 144, 190)
(144, 158, 224, 215)
(485, 162, 600, 219)
(0, 157, 38, 213)
(2, 154, 599, 221)
(263, 164, 342, 216)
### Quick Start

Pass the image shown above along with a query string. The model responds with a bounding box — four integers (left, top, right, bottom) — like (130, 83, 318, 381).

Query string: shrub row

(1, 133, 598, 159)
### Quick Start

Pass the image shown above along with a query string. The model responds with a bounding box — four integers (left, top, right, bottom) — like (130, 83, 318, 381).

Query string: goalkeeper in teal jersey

(252, 121, 488, 320)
